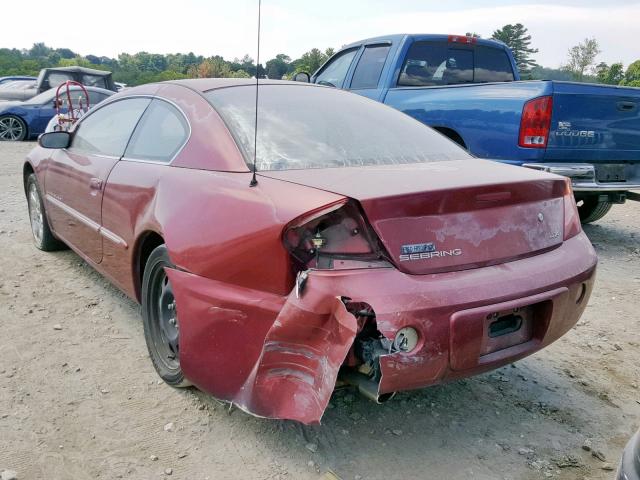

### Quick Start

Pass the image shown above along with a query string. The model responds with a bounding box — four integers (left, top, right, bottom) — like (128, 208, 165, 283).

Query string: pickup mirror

(292, 72, 311, 83)
(38, 131, 71, 149)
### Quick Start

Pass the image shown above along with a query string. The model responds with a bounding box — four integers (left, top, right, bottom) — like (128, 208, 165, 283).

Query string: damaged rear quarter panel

(166, 268, 357, 424)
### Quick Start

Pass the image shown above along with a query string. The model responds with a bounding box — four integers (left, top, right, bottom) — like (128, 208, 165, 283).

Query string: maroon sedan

(24, 79, 597, 424)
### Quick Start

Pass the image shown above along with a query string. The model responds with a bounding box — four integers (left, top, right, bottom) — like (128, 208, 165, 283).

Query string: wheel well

(433, 127, 467, 149)
(23, 162, 35, 194)
(135, 231, 165, 301)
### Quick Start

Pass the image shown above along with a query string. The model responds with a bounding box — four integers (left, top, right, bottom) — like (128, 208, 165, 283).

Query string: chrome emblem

(538, 213, 544, 222)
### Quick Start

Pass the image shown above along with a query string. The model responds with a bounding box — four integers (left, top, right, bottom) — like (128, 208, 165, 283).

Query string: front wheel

(576, 196, 613, 224)
(142, 245, 190, 387)
(0, 115, 27, 141)
(26, 174, 66, 251)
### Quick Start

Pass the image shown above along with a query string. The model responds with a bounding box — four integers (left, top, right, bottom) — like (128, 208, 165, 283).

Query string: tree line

(1, 29, 639, 87)
(0, 43, 335, 86)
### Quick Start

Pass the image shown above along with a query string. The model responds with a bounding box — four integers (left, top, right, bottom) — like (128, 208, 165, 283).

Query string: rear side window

(475, 46, 515, 82)
(350, 44, 391, 89)
(314, 49, 358, 88)
(82, 74, 107, 88)
(47, 72, 74, 89)
(71, 98, 151, 157)
(124, 99, 189, 163)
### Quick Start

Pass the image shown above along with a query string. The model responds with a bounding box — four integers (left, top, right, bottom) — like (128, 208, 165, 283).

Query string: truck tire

(576, 196, 613, 224)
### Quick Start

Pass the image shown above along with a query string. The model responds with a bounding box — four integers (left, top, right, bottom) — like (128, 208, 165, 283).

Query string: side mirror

(292, 72, 311, 83)
(38, 131, 71, 149)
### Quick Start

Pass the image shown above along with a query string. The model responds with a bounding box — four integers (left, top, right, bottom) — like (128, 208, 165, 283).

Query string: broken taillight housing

(283, 199, 385, 270)
(563, 178, 582, 240)
(519, 96, 553, 148)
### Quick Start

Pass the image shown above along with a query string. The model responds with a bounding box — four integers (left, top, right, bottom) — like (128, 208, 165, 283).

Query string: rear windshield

(205, 85, 470, 171)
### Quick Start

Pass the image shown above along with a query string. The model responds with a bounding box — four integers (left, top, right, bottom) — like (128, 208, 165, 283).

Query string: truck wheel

(576, 196, 613, 224)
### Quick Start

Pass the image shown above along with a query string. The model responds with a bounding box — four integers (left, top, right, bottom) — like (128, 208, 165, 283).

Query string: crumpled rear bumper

(167, 231, 596, 424)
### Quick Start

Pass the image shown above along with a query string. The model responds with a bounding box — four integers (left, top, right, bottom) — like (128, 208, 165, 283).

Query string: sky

(7, 0, 640, 68)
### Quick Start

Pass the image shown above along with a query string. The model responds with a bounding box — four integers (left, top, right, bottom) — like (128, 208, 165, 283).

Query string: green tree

(28, 42, 51, 59)
(621, 60, 640, 86)
(564, 38, 600, 81)
(595, 62, 625, 85)
(265, 54, 291, 79)
(295, 48, 329, 74)
(491, 24, 538, 76)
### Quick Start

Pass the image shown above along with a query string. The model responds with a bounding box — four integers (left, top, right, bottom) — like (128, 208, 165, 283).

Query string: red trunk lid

(261, 160, 567, 274)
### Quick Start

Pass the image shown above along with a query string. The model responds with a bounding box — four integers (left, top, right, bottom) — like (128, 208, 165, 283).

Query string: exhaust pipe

(340, 369, 395, 404)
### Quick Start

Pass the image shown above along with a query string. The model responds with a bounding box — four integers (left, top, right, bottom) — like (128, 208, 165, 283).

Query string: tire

(26, 174, 66, 251)
(576, 196, 613, 224)
(142, 245, 191, 388)
(0, 115, 27, 141)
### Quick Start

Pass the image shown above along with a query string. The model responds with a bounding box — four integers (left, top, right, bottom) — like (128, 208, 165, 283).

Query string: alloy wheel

(0, 117, 25, 141)
(28, 183, 44, 245)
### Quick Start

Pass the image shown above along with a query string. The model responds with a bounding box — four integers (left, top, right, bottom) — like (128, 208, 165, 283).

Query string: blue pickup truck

(296, 34, 640, 223)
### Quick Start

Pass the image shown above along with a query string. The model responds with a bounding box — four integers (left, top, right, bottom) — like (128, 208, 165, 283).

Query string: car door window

(350, 44, 391, 89)
(399, 41, 475, 86)
(70, 98, 151, 157)
(87, 91, 109, 106)
(124, 99, 189, 163)
(314, 48, 358, 88)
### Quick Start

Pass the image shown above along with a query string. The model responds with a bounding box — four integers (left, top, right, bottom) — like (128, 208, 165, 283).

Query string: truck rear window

(398, 41, 514, 87)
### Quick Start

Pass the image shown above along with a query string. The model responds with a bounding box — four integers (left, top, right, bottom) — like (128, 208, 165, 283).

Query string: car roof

(41, 66, 112, 76)
(169, 78, 320, 92)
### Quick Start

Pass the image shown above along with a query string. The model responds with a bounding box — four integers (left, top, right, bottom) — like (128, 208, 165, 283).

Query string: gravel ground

(0, 141, 638, 480)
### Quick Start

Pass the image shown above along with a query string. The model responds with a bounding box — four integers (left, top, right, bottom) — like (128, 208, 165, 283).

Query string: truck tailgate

(546, 81, 640, 163)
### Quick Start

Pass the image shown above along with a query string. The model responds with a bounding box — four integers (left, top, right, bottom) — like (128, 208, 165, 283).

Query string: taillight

(563, 178, 581, 240)
(519, 96, 553, 148)
(283, 200, 383, 270)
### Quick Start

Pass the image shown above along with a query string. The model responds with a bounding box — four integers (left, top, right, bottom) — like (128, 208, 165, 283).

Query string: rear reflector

(519, 96, 553, 149)
(562, 179, 582, 240)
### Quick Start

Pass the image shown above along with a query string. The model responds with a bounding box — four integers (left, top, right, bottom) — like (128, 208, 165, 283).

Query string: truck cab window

(350, 45, 391, 89)
(475, 46, 515, 82)
(314, 49, 358, 88)
(399, 42, 475, 86)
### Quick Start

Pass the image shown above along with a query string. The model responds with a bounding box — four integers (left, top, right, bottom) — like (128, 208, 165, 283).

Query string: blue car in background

(0, 86, 113, 141)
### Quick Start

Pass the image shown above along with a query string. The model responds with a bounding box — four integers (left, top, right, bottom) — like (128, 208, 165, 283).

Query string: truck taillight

(563, 179, 582, 240)
(283, 200, 383, 270)
(519, 96, 553, 148)
(447, 34, 478, 44)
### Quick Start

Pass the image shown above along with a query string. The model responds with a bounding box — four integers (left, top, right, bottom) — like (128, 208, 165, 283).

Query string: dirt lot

(0, 141, 638, 480)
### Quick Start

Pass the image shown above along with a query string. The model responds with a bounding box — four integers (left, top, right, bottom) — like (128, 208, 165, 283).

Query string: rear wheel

(142, 245, 190, 387)
(576, 195, 613, 224)
(0, 115, 27, 141)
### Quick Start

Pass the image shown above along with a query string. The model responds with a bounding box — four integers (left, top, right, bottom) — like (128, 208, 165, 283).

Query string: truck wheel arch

(433, 127, 467, 150)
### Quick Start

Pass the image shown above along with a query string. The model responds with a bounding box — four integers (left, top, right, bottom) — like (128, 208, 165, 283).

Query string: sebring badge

(400, 242, 463, 262)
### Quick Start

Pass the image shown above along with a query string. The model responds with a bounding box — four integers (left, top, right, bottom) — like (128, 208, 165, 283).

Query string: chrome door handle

(89, 178, 103, 190)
